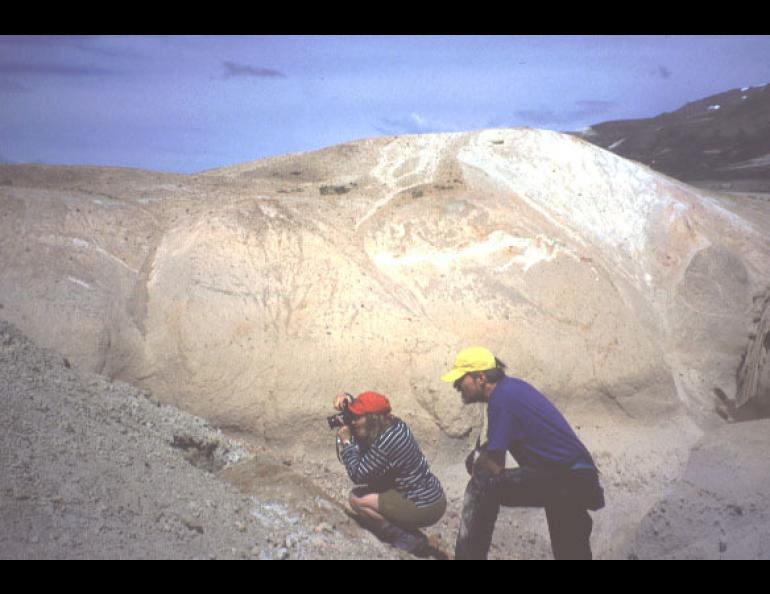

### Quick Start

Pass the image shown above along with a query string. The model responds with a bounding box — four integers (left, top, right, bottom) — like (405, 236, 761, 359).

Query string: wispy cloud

(573, 100, 617, 115)
(0, 77, 30, 92)
(0, 35, 95, 48)
(513, 100, 617, 128)
(0, 37, 127, 93)
(0, 61, 117, 77)
(0, 35, 135, 59)
(375, 112, 453, 135)
(222, 61, 286, 80)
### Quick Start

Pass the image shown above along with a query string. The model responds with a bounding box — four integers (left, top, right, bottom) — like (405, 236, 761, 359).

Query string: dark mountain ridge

(574, 83, 770, 192)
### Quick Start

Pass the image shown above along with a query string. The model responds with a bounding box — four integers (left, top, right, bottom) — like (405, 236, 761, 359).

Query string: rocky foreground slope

(2, 127, 770, 558)
(0, 319, 411, 560)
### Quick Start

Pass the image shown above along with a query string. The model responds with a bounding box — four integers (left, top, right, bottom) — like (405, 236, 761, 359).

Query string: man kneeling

(442, 347, 605, 560)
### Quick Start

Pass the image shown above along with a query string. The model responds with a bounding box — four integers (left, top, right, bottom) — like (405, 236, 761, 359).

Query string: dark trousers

(455, 466, 604, 560)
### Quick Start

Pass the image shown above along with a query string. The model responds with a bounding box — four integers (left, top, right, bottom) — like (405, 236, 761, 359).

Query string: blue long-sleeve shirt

(487, 377, 596, 470)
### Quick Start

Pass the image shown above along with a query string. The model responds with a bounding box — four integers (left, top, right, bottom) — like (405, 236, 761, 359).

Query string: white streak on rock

(67, 276, 92, 290)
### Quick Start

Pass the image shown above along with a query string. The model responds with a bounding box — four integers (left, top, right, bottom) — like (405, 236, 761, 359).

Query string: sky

(2, 35, 770, 174)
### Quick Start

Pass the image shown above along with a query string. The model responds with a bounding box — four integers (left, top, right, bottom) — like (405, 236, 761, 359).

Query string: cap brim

(441, 368, 466, 383)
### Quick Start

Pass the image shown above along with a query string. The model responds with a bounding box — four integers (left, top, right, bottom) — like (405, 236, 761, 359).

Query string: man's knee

(466, 469, 500, 500)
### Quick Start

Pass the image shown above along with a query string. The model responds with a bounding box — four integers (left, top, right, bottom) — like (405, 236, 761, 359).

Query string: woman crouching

(333, 391, 447, 556)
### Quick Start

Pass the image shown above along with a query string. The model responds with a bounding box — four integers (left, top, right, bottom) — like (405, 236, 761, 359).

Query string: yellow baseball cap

(441, 346, 497, 383)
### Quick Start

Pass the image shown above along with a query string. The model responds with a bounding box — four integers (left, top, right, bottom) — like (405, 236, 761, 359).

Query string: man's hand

(465, 449, 478, 476)
(475, 450, 505, 475)
(465, 439, 491, 476)
(465, 440, 505, 476)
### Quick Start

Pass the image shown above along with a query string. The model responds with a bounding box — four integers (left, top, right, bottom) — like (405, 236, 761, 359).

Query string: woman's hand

(333, 392, 354, 411)
(337, 424, 352, 445)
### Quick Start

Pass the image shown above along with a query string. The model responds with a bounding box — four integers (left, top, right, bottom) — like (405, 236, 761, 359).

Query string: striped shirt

(340, 417, 445, 508)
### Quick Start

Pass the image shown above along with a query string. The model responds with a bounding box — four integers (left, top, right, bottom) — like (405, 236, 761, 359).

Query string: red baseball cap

(349, 391, 392, 416)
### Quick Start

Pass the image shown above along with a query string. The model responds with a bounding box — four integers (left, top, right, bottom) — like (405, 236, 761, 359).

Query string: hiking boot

(378, 521, 429, 555)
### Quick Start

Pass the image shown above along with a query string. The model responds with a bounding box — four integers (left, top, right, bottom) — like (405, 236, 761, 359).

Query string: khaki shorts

(378, 489, 447, 528)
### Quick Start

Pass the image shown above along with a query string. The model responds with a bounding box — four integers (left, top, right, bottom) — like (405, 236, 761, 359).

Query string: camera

(327, 399, 357, 430)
